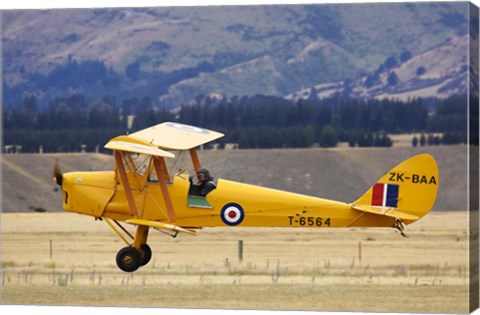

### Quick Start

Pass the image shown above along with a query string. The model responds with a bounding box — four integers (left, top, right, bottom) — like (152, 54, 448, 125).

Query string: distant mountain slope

(2, 3, 472, 108)
(286, 35, 470, 101)
(1, 146, 469, 212)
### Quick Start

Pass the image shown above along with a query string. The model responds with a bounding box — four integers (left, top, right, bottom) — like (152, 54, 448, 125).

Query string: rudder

(352, 154, 439, 224)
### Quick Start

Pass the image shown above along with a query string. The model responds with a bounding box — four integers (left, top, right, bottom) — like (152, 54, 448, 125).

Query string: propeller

(53, 160, 63, 186)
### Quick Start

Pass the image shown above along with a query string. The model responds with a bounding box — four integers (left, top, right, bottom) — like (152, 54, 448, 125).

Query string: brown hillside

(1, 145, 470, 212)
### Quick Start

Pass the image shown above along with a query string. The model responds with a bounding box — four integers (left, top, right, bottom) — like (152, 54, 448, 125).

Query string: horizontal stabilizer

(349, 203, 419, 221)
(126, 218, 197, 235)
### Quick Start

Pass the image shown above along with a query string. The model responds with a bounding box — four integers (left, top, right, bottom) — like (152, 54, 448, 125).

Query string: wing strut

(114, 150, 138, 217)
(104, 218, 131, 246)
(189, 148, 201, 173)
(153, 156, 176, 223)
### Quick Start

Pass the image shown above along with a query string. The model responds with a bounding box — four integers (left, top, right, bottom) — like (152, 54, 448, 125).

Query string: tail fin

(351, 154, 438, 224)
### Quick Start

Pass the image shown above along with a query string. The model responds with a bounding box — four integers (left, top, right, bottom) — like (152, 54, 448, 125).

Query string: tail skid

(351, 154, 439, 227)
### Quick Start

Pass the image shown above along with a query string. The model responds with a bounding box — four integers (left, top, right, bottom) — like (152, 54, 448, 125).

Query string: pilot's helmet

(197, 168, 210, 178)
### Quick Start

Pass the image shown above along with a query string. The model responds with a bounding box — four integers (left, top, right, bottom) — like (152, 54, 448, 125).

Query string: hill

(1, 145, 470, 212)
(2, 2, 474, 108)
(286, 35, 471, 102)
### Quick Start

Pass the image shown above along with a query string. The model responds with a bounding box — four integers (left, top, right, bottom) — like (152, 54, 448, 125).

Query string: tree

(88, 100, 116, 129)
(373, 132, 393, 147)
(357, 132, 374, 147)
(384, 56, 398, 69)
(412, 136, 418, 147)
(318, 125, 338, 148)
(7, 97, 38, 129)
(416, 66, 426, 76)
(420, 133, 426, 146)
(365, 74, 378, 88)
(126, 61, 141, 81)
(442, 132, 465, 145)
(307, 87, 320, 103)
(132, 97, 158, 130)
(400, 51, 412, 63)
(387, 72, 399, 86)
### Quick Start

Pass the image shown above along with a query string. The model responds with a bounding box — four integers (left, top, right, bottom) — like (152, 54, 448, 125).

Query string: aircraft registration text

(388, 172, 437, 185)
(288, 216, 331, 227)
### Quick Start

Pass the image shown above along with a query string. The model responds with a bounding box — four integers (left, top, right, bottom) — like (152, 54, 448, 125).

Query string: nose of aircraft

(53, 160, 63, 186)
(53, 161, 74, 208)
(53, 162, 75, 209)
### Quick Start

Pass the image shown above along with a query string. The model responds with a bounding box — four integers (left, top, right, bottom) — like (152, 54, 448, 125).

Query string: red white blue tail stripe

(371, 183, 399, 208)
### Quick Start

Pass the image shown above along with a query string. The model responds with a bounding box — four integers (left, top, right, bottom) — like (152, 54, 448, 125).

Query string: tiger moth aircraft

(53, 122, 439, 272)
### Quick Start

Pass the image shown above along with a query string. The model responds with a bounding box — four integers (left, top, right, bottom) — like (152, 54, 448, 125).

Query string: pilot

(189, 168, 216, 197)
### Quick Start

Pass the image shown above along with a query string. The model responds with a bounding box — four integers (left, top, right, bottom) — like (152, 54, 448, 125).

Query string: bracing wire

(169, 150, 183, 176)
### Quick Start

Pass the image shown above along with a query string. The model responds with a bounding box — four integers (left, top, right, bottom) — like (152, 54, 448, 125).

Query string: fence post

(358, 241, 362, 263)
(238, 240, 243, 263)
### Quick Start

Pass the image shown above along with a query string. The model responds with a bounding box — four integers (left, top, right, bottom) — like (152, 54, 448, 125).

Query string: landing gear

(116, 246, 142, 272)
(105, 219, 158, 272)
(394, 218, 409, 238)
(116, 244, 152, 272)
(140, 244, 152, 266)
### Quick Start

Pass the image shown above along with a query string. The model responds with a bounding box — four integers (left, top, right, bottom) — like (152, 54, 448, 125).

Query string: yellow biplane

(54, 122, 439, 272)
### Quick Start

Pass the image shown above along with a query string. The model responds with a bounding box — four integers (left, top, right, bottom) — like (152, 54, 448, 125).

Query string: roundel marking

(220, 203, 245, 226)
(165, 122, 210, 135)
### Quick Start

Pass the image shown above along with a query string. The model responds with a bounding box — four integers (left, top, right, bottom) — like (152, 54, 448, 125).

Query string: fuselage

(61, 170, 396, 229)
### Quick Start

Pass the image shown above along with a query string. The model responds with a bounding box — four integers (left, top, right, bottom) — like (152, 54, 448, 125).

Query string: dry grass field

(0, 211, 472, 313)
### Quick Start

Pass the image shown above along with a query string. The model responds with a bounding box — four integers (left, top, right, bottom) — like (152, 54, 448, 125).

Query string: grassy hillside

(2, 3, 470, 107)
(1, 145, 470, 212)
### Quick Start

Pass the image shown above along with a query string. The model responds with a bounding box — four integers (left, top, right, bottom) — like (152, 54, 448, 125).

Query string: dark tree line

(3, 94, 123, 130)
(2, 93, 471, 152)
(179, 94, 429, 132)
(3, 94, 172, 153)
(177, 94, 429, 148)
(412, 132, 468, 147)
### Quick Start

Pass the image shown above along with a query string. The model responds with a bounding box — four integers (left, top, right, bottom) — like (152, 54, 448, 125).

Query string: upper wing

(128, 122, 224, 150)
(104, 136, 175, 158)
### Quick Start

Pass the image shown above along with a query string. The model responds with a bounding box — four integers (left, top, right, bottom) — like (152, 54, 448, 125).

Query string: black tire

(140, 244, 152, 266)
(116, 246, 141, 272)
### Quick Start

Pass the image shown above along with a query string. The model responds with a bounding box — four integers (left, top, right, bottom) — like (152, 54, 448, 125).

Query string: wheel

(116, 246, 141, 272)
(140, 244, 152, 266)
